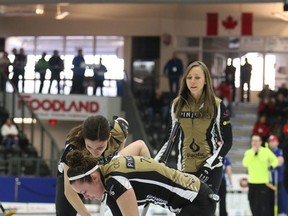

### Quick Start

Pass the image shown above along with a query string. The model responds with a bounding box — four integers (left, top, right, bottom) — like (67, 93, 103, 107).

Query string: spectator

(277, 83, 288, 100)
(93, 58, 107, 96)
(252, 114, 271, 144)
(242, 134, 278, 216)
(224, 59, 236, 102)
(0, 51, 11, 92)
(274, 92, 288, 124)
(216, 80, 232, 114)
(163, 52, 184, 97)
(240, 58, 252, 102)
(218, 156, 233, 216)
(258, 84, 275, 102)
(71, 49, 86, 94)
(283, 133, 288, 196)
(1, 117, 19, 149)
(48, 50, 63, 94)
(35, 52, 49, 94)
(146, 89, 169, 127)
(268, 135, 285, 215)
(258, 97, 275, 122)
(11, 48, 27, 92)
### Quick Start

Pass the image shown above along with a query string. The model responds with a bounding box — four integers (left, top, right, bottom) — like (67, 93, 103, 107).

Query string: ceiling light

(35, 4, 44, 15)
(272, 12, 288, 21)
(55, 4, 69, 20)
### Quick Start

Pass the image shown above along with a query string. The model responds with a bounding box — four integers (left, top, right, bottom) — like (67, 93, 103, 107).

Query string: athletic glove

(197, 163, 212, 183)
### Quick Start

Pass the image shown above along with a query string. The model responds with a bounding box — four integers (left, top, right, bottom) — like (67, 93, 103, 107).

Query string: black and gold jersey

(58, 117, 129, 174)
(99, 155, 201, 214)
(166, 96, 232, 173)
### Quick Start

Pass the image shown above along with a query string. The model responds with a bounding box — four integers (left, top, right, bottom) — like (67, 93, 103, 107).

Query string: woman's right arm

(64, 164, 91, 216)
(119, 140, 151, 157)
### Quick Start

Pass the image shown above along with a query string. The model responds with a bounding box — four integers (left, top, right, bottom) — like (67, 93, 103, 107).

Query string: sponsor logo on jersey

(124, 156, 135, 169)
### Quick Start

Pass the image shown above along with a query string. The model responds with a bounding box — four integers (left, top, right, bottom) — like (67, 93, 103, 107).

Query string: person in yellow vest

(242, 134, 278, 216)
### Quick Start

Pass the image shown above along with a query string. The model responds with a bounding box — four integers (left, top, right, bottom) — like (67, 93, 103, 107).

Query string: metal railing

(0, 75, 61, 177)
(121, 78, 152, 152)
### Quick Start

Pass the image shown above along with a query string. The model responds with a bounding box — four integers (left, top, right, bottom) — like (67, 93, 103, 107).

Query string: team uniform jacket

(161, 96, 233, 173)
(57, 117, 129, 175)
(100, 155, 202, 214)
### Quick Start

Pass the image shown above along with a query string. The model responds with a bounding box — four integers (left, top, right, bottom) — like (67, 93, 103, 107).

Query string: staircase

(228, 102, 258, 174)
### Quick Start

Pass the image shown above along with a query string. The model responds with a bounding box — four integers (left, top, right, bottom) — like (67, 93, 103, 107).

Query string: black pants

(218, 178, 228, 216)
(178, 183, 217, 216)
(39, 73, 46, 93)
(55, 174, 79, 216)
(248, 183, 273, 216)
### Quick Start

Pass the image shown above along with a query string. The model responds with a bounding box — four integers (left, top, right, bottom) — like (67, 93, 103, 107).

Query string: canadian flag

(207, 13, 253, 36)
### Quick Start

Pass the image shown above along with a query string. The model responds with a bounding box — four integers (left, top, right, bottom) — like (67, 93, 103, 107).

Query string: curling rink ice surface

(2, 193, 253, 216)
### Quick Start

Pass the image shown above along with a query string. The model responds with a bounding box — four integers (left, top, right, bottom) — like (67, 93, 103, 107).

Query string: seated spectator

(146, 89, 169, 127)
(258, 84, 275, 102)
(277, 83, 288, 100)
(1, 117, 18, 149)
(274, 92, 288, 124)
(253, 114, 271, 145)
(258, 96, 275, 123)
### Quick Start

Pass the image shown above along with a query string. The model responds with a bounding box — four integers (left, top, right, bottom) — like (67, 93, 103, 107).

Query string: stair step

(228, 102, 258, 174)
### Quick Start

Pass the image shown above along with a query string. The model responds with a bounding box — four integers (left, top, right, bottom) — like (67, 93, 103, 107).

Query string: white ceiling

(0, 2, 287, 22)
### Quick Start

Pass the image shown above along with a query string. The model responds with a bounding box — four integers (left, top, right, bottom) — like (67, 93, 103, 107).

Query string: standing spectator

(163, 52, 184, 97)
(224, 59, 236, 102)
(11, 48, 27, 92)
(93, 57, 107, 96)
(218, 156, 233, 216)
(71, 49, 86, 94)
(160, 61, 233, 194)
(268, 135, 285, 216)
(282, 132, 288, 208)
(1, 117, 19, 150)
(252, 114, 271, 144)
(242, 134, 278, 216)
(240, 58, 252, 102)
(216, 80, 232, 115)
(48, 50, 63, 94)
(35, 52, 49, 94)
(0, 51, 11, 92)
(146, 88, 169, 127)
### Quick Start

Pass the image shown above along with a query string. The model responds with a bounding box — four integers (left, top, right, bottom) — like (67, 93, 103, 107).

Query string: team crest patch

(124, 156, 135, 169)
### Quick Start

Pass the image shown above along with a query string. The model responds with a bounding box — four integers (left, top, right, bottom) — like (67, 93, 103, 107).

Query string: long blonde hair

(174, 61, 216, 118)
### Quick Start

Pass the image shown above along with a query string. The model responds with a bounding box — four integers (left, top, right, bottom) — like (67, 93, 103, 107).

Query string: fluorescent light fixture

(13, 118, 37, 124)
(35, 4, 44, 15)
(272, 12, 288, 21)
(56, 4, 69, 20)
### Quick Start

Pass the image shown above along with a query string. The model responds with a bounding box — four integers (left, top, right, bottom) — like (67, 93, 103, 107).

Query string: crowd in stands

(253, 83, 288, 146)
(0, 48, 109, 95)
(0, 107, 50, 176)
